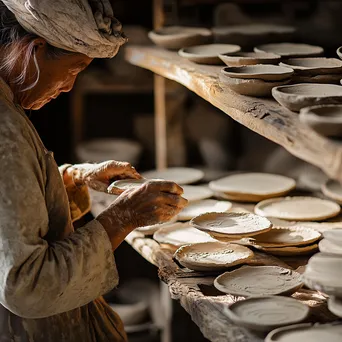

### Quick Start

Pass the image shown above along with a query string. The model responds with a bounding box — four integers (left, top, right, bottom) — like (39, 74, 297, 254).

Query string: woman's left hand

(67, 161, 142, 193)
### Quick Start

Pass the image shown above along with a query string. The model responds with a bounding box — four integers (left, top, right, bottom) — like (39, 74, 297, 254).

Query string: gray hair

(0, 1, 72, 92)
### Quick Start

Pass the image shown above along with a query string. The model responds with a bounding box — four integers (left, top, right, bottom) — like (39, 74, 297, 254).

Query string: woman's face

(19, 39, 93, 110)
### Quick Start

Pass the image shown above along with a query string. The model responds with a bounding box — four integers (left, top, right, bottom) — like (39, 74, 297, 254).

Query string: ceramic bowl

(255, 43, 324, 58)
(219, 52, 281, 67)
(299, 105, 342, 137)
(272, 84, 342, 112)
(280, 58, 342, 75)
(179, 44, 241, 64)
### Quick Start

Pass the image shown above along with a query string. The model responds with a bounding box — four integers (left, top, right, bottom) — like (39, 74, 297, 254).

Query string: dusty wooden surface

(125, 46, 342, 183)
(90, 190, 338, 342)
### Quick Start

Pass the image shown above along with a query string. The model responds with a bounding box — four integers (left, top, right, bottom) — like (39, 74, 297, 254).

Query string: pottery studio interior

(6, 0, 342, 342)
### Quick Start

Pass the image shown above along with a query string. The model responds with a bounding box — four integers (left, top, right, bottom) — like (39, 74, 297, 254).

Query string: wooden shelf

(126, 45, 342, 182)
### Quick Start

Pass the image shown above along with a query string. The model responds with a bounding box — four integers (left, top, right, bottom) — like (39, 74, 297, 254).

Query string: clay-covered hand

(68, 161, 142, 193)
(96, 180, 188, 250)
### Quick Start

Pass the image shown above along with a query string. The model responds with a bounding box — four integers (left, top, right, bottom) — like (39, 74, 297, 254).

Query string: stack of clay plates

(214, 265, 303, 296)
(255, 196, 340, 221)
(280, 58, 342, 84)
(304, 252, 342, 318)
(220, 65, 293, 97)
(174, 241, 254, 271)
(225, 296, 309, 333)
(209, 173, 296, 203)
(246, 226, 322, 257)
(178, 44, 241, 65)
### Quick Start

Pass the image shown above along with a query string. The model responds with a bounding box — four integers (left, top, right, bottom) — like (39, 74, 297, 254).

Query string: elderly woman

(0, 1, 187, 341)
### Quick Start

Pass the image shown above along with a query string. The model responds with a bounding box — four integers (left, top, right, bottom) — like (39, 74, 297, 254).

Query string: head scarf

(2, 0, 127, 58)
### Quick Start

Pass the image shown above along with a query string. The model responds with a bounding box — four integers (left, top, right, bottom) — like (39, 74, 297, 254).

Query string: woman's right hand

(96, 180, 188, 250)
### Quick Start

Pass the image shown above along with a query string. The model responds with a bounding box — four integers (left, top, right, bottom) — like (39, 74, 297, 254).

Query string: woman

(0, 1, 187, 341)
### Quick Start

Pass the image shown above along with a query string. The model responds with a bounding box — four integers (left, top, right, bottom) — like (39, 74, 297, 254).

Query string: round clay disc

(182, 185, 213, 202)
(142, 167, 204, 185)
(328, 297, 342, 318)
(323, 228, 342, 243)
(322, 179, 342, 204)
(153, 222, 216, 247)
(191, 212, 272, 238)
(256, 244, 318, 257)
(174, 241, 254, 271)
(265, 323, 342, 342)
(214, 266, 303, 297)
(255, 197, 340, 221)
(226, 296, 309, 332)
(252, 227, 322, 247)
(209, 173, 296, 200)
(319, 238, 342, 255)
(112, 179, 147, 191)
(178, 200, 232, 221)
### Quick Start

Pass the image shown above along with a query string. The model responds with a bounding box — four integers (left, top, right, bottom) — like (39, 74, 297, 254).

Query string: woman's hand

(96, 180, 188, 250)
(65, 161, 142, 193)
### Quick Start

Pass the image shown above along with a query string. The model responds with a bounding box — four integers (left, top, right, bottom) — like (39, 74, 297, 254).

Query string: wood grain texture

(125, 46, 342, 183)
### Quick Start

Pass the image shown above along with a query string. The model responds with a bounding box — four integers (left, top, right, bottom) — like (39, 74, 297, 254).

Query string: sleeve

(58, 164, 91, 222)
(0, 123, 118, 319)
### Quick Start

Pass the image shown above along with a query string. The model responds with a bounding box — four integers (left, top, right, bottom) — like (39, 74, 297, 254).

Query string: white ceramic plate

(255, 43, 324, 58)
(178, 199, 232, 221)
(226, 296, 309, 332)
(142, 167, 204, 185)
(214, 266, 303, 297)
(182, 185, 213, 202)
(174, 241, 254, 271)
(191, 212, 272, 237)
(153, 222, 216, 247)
(255, 196, 340, 221)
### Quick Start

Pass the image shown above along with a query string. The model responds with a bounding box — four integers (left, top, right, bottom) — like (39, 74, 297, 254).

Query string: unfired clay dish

(153, 222, 216, 247)
(337, 46, 342, 60)
(136, 218, 177, 235)
(209, 173, 296, 201)
(322, 179, 342, 203)
(272, 83, 342, 112)
(257, 244, 319, 257)
(225, 296, 309, 332)
(304, 253, 342, 296)
(323, 228, 342, 243)
(219, 52, 281, 67)
(148, 26, 212, 50)
(255, 43, 324, 58)
(251, 227, 321, 248)
(178, 199, 232, 221)
(142, 167, 204, 185)
(219, 74, 290, 97)
(300, 105, 342, 137)
(280, 58, 342, 75)
(112, 179, 147, 191)
(214, 266, 303, 297)
(179, 44, 241, 64)
(255, 196, 340, 221)
(182, 185, 213, 202)
(174, 241, 254, 271)
(318, 239, 342, 255)
(221, 65, 294, 81)
(265, 323, 342, 342)
(191, 212, 272, 238)
(328, 297, 342, 318)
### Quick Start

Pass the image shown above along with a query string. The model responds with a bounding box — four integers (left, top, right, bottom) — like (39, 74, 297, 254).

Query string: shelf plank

(125, 46, 342, 182)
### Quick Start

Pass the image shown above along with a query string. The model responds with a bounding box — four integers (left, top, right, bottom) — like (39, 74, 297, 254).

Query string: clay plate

(219, 74, 290, 97)
(153, 222, 216, 247)
(304, 253, 342, 296)
(142, 167, 204, 185)
(112, 179, 147, 191)
(322, 179, 342, 203)
(251, 226, 321, 248)
(191, 212, 272, 238)
(174, 241, 254, 271)
(272, 83, 342, 112)
(280, 58, 342, 75)
(148, 26, 212, 50)
(337, 46, 342, 60)
(179, 44, 241, 65)
(318, 239, 342, 255)
(300, 105, 342, 137)
(136, 218, 177, 235)
(323, 228, 342, 243)
(214, 266, 303, 297)
(209, 173, 296, 199)
(265, 323, 342, 342)
(222, 65, 294, 81)
(219, 52, 281, 67)
(182, 185, 213, 202)
(256, 244, 318, 257)
(225, 296, 309, 332)
(328, 297, 342, 318)
(255, 196, 340, 221)
(255, 43, 324, 58)
(178, 199, 232, 221)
